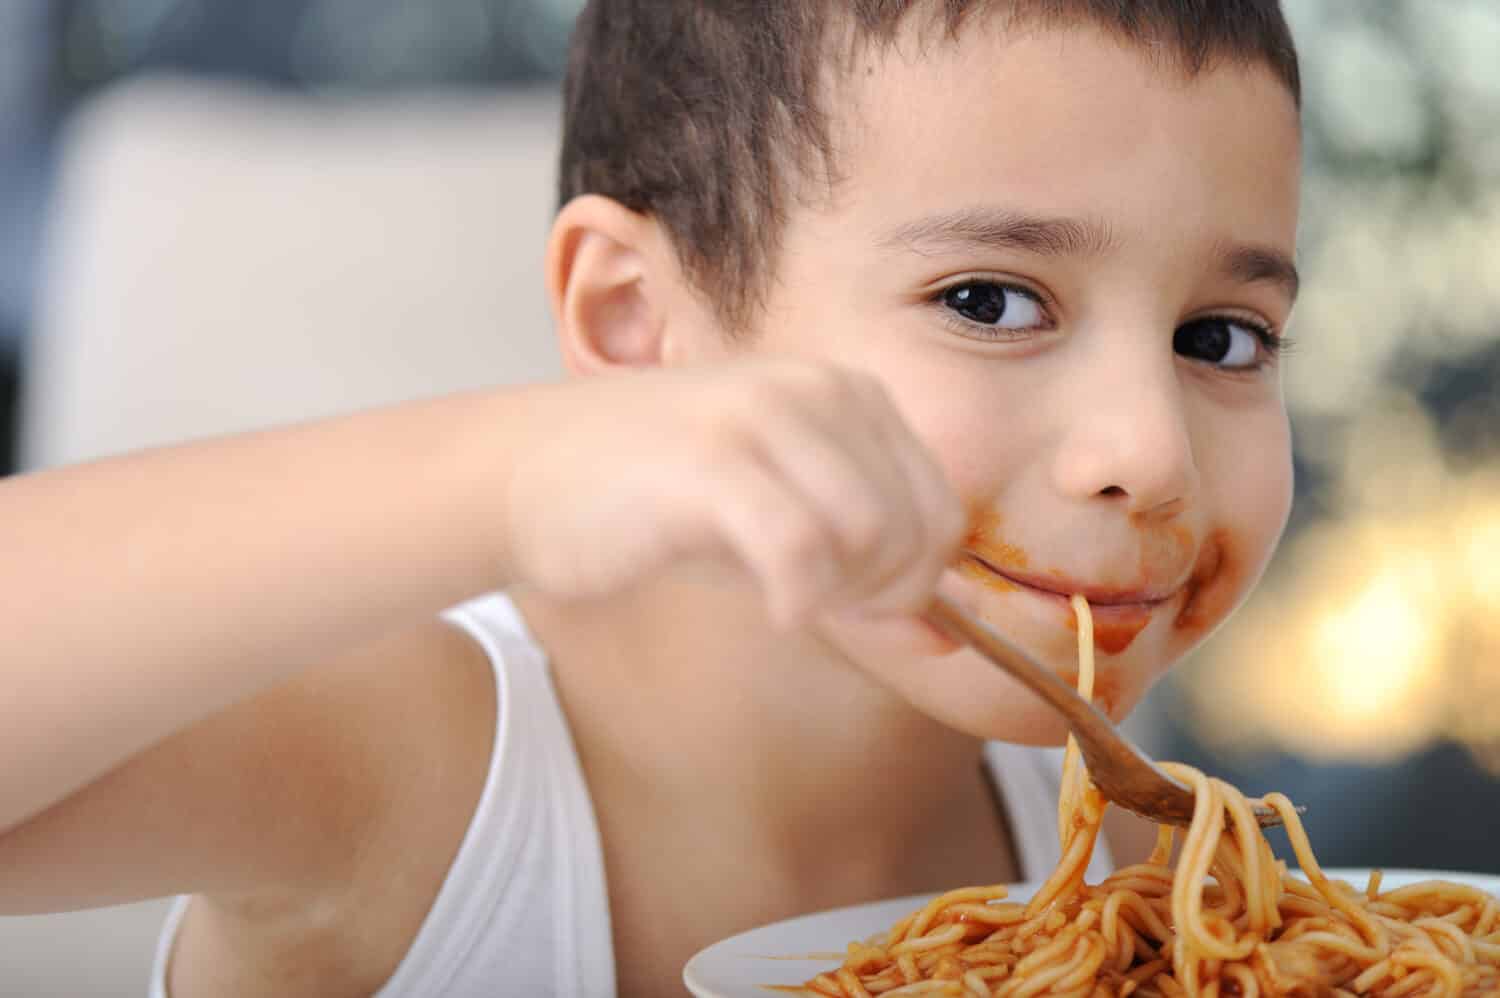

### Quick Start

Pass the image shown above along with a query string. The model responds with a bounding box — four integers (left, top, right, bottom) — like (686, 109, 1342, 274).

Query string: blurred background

(0, 0, 1497, 993)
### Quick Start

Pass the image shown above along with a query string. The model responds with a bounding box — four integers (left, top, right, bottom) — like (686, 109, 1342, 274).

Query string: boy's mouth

(961, 551, 1179, 609)
(958, 551, 1183, 655)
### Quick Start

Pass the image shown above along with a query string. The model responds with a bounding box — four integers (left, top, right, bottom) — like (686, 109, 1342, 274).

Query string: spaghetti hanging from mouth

(796, 595, 1500, 997)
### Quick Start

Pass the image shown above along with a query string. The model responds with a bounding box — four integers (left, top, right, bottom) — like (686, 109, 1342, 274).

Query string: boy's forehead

(831, 12, 1300, 141)
(814, 18, 1301, 263)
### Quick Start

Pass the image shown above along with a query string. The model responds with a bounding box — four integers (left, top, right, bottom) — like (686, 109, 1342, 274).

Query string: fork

(925, 593, 1292, 829)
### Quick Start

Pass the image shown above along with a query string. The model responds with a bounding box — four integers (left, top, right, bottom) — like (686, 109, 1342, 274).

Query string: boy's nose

(1049, 360, 1200, 518)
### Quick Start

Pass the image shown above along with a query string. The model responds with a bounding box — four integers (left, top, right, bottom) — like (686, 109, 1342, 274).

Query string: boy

(0, 1, 1303, 995)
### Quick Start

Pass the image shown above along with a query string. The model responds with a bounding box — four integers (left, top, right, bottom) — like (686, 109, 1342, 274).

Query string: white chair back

(23, 75, 563, 467)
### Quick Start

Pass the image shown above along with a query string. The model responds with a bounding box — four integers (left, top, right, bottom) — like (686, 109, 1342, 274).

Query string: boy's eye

(1173, 317, 1271, 370)
(941, 282, 1046, 331)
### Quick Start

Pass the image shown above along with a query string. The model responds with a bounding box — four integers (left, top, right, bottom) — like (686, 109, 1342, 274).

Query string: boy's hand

(501, 360, 967, 628)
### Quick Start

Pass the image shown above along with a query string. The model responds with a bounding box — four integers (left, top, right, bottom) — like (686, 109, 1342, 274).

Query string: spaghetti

(799, 595, 1500, 997)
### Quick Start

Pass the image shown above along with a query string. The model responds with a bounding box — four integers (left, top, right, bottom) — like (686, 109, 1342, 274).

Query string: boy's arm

(0, 615, 493, 917)
(1, 388, 522, 838)
(0, 361, 962, 925)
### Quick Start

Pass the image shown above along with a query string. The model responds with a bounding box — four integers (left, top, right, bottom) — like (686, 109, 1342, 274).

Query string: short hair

(559, 1, 1300, 331)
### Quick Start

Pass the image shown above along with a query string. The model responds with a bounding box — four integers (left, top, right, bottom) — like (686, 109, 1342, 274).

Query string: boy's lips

(961, 552, 1182, 614)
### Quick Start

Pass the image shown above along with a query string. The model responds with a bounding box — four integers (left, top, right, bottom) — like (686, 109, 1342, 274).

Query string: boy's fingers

(755, 399, 922, 604)
(706, 455, 842, 627)
(857, 395, 966, 613)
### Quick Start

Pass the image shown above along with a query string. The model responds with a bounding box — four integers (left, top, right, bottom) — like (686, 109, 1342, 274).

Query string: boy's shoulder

(166, 614, 498, 996)
(309, 613, 499, 981)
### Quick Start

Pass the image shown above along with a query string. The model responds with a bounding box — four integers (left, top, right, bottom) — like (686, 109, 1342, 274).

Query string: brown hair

(559, 1, 1300, 331)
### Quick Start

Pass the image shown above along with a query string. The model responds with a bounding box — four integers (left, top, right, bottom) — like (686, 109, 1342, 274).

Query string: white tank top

(149, 594, 1112, 997)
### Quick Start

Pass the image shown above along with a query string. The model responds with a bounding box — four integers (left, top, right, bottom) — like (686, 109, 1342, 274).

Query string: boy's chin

(901, 661, 1151, 749)
(818, 614, 1150, 748)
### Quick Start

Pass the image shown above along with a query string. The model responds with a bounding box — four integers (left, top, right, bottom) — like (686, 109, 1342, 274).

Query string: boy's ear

(546, 194, 674, 375)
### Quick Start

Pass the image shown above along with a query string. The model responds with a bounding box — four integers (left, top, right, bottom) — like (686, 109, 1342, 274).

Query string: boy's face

(690, 22, 1301, 743)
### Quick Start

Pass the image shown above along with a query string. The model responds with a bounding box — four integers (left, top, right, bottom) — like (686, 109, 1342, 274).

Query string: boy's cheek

(1162, 512, 1284, 661)
(1180, 441, 1294, 643)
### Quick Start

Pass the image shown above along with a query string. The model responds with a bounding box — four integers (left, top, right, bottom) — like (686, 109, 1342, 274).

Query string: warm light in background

(1310, 567, 1438, 728)
(1466, 515, 1500, 604)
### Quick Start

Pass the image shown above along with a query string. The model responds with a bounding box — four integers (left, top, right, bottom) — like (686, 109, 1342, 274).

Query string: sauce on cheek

(1174, 529, 1237, 635)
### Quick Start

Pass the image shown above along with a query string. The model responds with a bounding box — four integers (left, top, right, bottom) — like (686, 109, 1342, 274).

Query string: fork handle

(925, 595, 1117, 736)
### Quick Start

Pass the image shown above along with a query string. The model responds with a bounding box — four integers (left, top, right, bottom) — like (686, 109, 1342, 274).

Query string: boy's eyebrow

(1219, 242, 1300, 303)
(881, 206, 1301, 303)
(882, 207, 1119, 259)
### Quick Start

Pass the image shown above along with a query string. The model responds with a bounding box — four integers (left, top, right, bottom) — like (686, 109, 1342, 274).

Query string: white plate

(683, 869, 1500, 997)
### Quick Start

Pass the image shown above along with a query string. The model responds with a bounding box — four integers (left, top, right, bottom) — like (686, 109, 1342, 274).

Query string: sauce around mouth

(1074, 613, 1150, 655)
(963, 507, 1187, 656)
(1174, 530, 1233, 635)
(963, 507, 1029, 579)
